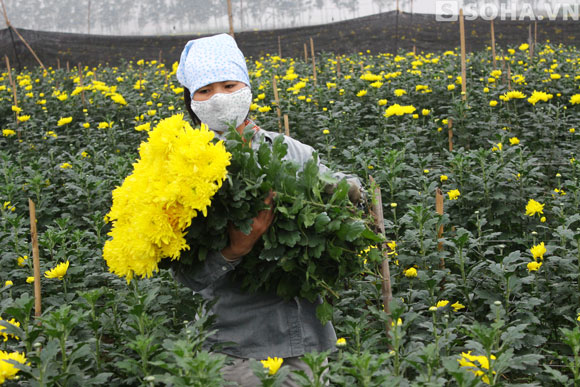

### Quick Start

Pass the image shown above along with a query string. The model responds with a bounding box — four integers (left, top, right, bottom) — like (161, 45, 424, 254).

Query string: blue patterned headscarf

(176, 34, 250, 97)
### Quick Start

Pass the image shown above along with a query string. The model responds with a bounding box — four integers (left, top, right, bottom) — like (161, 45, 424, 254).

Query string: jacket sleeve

(170, 250, 240, 292)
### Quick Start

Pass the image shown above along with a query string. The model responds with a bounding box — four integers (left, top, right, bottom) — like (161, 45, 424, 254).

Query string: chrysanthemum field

(1, 42, 580, 385)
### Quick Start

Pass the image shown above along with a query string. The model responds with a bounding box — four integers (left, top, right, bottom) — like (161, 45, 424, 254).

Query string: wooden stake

(283, 114, 289, 137)
(28, 199, 42, 319)
(310, 37, 317, 86)
(534, 21, 537, 47)
(4, 55, 17, 106)
(436, 188, 445, 269)
(336, 55, 341, 78)
(277, 36, 282, 57)
(369, 176, 392, 337)
(491, 19, 496, 69)
(412, 45, 416, 55)
(272, 75, 282, 131)
(227, 0, 234, 38)
(448, 119, 453, 151)
(459, 8, 467, 101)
(507, 63, 512, 90)
(57, 57, 60, 70)
(0, 0, 46, 70)
(66, 61, 70, 72)
(304, 43, 308, 62)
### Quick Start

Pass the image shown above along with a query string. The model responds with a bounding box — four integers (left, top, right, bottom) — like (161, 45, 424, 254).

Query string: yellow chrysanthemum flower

(384, 104, 416, 117)
(530, 242, 546, 261)
(0, 318, 20, 341)
(404, 267, 417, 278)
(261, 357, 283, 375)
(447, 189, 460, 200)
(458, 351, 496, 385)
(135, 122, 151, 132)
(528, 90, 553, 105)
(503, 91, 526, 101)
(57, 116, 73, 126)
(436, 300, 449, 308)
(527, 261, 542, 272)
(525, 199, 544, 216)
(103, 114, 231, 282)
(0, 351, 27, 383)
(44, 261, 70, 280)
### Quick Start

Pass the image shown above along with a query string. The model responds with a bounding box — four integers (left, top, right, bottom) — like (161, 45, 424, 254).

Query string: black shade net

(1, 11, 578, 70)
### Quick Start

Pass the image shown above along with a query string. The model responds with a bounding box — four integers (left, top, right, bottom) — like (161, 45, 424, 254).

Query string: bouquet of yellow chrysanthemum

(102, 114, 231, 282)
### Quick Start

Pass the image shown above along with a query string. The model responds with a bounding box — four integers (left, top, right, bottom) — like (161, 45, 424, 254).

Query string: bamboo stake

(227, 0, 234, 38)
(304, 43, 308, 62)
(459, 8, 467, 101)
(310, 37, 317, 86)
(66, 61, 70, 72)
(4, 55, 17, 106)
(277, 36, 282, 57)
(534, 21, 537, 47)
(283, 114, 289, 137)
(491, 19, 496, 69)
(336, 55, 341, 78)
(272, 75, 282, 132)
(369, 176, 392, 338)
(507, 63, 512, 90)
(29, 199, 42, 319)
(448, 118, 453, 151)
(57, 57, 60, 70)
(0, 0, 46, 70)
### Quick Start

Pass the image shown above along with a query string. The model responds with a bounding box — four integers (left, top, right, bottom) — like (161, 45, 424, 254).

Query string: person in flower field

(171, 33, 362, 386)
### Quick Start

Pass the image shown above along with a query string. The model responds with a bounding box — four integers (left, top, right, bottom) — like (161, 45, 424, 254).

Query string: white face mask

(190, 87, 252, 132)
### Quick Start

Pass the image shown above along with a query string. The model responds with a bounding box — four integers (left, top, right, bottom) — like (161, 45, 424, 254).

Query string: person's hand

(221, 191, 275, 261)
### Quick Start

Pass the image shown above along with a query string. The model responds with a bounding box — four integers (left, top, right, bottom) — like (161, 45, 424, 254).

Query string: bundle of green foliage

(176, 128, 384, 322)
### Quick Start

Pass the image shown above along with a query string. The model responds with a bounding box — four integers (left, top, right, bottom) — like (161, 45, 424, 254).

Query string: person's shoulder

(258, 129, 311, 150)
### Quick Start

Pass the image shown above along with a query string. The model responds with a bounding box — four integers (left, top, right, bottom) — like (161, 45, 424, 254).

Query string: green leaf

(337, 220, 365, 242)
(314, 212, 331, 232)
(298, 207, 317, 228)
(316, 301, 334, 325)
(277, 229, 301, 248)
